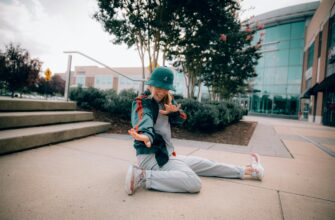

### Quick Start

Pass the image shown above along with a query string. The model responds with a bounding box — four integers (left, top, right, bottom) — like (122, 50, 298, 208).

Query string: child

(125, 67, 264, 195)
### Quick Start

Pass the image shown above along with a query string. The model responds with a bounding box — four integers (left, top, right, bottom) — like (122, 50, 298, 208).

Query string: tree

(94, 0, 171, 91)
(165, 0, 262, 99)
(36, 74, 65, 96)
(50, 74, 65, 95)
(0, 43, 42, 97)
(94, 0, 261, 99)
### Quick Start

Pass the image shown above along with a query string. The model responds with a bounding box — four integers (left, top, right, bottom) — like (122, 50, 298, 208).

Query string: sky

(0, 0, 319, 74)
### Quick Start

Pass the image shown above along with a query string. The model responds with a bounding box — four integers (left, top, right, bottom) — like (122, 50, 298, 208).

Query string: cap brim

(145, 80, 176, 91)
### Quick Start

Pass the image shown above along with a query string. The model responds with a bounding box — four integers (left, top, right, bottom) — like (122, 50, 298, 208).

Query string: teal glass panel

(260, 94, 273, 113)
(254, 67, 264, 84)
(289, 49, 304, 66)
(271, 85, 287, 94)
(264, 26, 278, 42)
(274, 67, 288, 84)
(278, 40, 290, 50)
(251, 94, 261, 112)
(257, 56, 265, 67)
(277, 24, 291, 41)
(307, 43, 314, 69)
(263, 68, 276, 84)
(273, 95, 287, 114)
(288, 66, 302, 84)
(290, 39, 304, 49)
(287, 84, 301, 94)
(264, 51, 277, 67)
(291, 22, 305, 39)
(262, 42, 278, 51)
(277, 49, 289, 66)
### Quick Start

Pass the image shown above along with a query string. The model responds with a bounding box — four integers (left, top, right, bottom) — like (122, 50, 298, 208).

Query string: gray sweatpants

(137, 154, 245, 193)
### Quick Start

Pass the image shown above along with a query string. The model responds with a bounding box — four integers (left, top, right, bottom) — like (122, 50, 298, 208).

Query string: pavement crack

(206, 143, 216, 150)
(299, 135, 335, 158)
(280, 139, 295, 159)
(186, 148, 200, 156)
(277, 191, 285, 220)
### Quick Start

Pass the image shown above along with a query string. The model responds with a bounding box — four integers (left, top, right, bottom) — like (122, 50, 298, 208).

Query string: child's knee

(186, 173, 202, 193)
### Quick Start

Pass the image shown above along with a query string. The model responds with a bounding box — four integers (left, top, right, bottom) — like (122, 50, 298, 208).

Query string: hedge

(70, 87, 246, 132)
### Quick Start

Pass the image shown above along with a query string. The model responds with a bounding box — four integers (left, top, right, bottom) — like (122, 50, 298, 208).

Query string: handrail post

(64, 55, 72, 101)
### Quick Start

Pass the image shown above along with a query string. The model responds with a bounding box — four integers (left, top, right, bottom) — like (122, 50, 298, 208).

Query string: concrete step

(0, 121, 111, 155)
(0, 97, 77, 111)
(0, 111, 94, 129)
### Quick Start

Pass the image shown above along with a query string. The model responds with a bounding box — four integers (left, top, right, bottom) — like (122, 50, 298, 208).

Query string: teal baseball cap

(145, 67, 176, 91)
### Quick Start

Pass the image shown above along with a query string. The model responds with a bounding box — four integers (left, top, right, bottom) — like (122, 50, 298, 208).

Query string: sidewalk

(1, 116, 334, 219)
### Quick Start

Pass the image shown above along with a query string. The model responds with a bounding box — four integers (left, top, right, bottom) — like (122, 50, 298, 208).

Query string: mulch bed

(93, 111, 257, 146)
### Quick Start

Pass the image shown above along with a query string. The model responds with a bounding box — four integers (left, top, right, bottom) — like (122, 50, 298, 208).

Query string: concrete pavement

(0, 116, 334, 219)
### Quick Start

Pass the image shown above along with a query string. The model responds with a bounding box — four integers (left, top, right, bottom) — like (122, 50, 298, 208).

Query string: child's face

(151, 86, 169, 102)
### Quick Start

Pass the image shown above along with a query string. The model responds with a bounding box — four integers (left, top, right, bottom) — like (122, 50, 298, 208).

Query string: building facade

(301, 0, 335, 126)
(60, 66, 187, 96)
(249, 2, 319, 118)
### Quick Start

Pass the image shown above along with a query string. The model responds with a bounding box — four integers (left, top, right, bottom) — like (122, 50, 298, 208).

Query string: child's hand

(159, 103, 181, 115)
(128, 128, 151, 148)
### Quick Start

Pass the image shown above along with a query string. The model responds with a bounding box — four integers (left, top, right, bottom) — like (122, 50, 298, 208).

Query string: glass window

(288, 66, 302, 84)
(289, 49, 304, 66)
(95, 76, 113, 86)
(264, 51, 278, 67)
(251, 94, 261, 112)
(277, 41, 290, 50)
(306, 78, 312, 89)
(291, 22, 305, 39)
(264, 24, 290, 42)
(263, 68, 276, 84)
(277, 24, 291, 41)
(271, 85, 287, 94)
(318, 31, 322, 58)
(253, 83, 263, 92)
(307, 43, 314, 69)
(287, 96, 299, 115)
(255, 65, 264, 79)
(260, 94, 273, 114)
(273, 95, 287, 114)
(274, 67, 288, 84)
(264, 26, 278, 43)
(327, 17, 335, 77)
(262, 42, 278, 51)
(76, 76, 85, 86)
(290, 39, 304, 49)
(257, 56, 265, 67)
(277, 50, 289, 66)
(287, 84, 301, 94)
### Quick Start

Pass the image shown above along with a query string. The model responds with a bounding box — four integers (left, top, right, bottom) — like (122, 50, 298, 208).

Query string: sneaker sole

(125, 165, 135, 195)
(251, 153, 264, 181)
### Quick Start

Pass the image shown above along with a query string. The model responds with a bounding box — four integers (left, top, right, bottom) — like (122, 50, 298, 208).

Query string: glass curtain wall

(250, 21, 305, 117)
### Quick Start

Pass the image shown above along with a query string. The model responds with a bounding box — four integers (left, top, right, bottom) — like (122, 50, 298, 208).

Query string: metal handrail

(63, 51, 145, 82)
(63, 50, 145, 101)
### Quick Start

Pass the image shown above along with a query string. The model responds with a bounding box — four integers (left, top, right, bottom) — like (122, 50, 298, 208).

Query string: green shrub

(178, 98, 245, 132)
(70, 87, 106, 110)
(70, 87, 246, 133)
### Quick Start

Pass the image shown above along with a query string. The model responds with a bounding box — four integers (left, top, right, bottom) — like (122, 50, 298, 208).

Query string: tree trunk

(197, 81, 202, 102)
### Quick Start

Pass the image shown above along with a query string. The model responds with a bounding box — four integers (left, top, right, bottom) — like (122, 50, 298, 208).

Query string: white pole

(64, 55, 72, 101)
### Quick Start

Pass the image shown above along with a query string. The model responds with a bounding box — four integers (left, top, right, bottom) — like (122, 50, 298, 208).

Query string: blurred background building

(300, 0, 335, 126)
(248, 1, 320, 119)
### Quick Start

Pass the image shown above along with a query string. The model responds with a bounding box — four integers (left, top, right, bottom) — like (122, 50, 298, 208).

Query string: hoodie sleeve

(168, 98, 187, 126)
(131, 97, 155, 144)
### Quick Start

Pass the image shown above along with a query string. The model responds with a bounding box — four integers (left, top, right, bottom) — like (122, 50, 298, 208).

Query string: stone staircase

(0, 97, 110, 155)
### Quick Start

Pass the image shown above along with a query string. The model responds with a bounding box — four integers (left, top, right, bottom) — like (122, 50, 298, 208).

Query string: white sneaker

(125, 164, 145, 195)
(251, 153, 264, 181)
